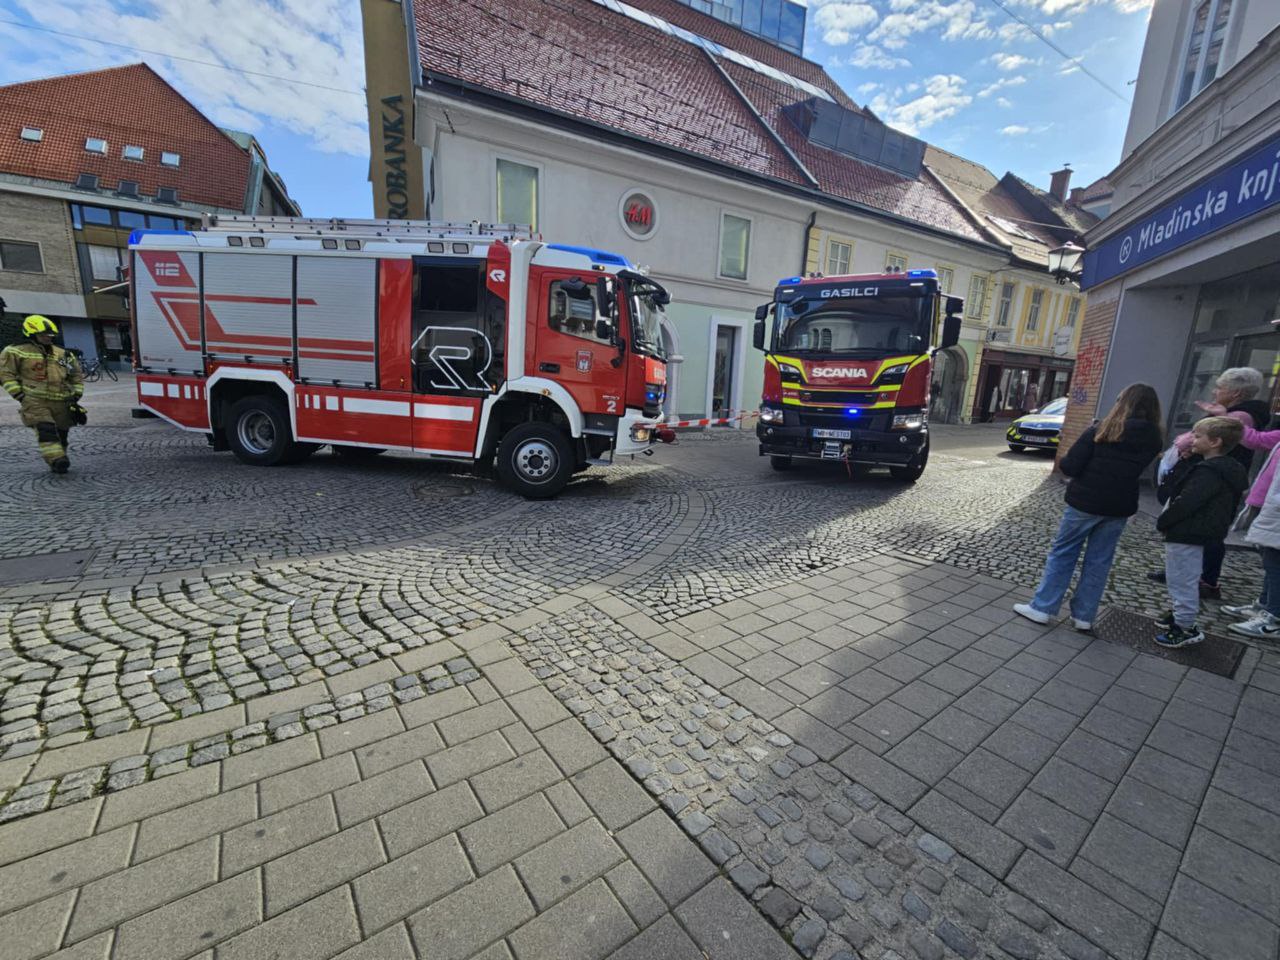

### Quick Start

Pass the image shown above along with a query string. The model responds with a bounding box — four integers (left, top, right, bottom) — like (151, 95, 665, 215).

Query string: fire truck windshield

(623, 276, 668, 361)
(777, 295, 930, 357)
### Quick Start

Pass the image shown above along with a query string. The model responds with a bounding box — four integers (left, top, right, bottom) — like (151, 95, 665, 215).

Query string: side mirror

(753, 319, 766, 351)
(945, 295, 964, 316)
(754, 303, 770, 321)
(940, 314, 961, 350)
(595, 318, 613, 341)
(595, 276, 615, 317)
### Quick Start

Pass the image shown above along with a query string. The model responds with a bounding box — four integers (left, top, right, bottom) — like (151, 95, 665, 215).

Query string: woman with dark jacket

(1014, 384, 1164, 630)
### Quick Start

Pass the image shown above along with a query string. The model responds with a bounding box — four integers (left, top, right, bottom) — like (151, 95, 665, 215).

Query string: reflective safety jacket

(0, 339, 84, 402)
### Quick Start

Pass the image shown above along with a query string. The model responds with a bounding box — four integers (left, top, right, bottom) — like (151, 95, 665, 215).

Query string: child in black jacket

(1155, 417, 1248, 648)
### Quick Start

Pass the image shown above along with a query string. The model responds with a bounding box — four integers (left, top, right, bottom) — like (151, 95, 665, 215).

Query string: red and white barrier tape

(666, 409, 760, 429)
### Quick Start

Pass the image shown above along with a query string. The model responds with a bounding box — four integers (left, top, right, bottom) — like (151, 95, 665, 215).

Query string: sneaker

(50, 457, 69, 474)
(1222, 602, 1264, 619)
(1228, 613, 1280, 639)
(1072, 618, 1092, 632)
(1156, 624, 1205, 648)
(1199, 580, 1222, 600)
(1013, 603, 1050, 625)
(1147, 570, 1167, 584)
(1154, 610, 1176, 630)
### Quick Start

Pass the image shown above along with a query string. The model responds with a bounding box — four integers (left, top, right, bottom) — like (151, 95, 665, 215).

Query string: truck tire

(495, 423, 574, 499)
(226, 395, 298, 467)
(890, 439, 929, 483)
(770, 455, 792, 471)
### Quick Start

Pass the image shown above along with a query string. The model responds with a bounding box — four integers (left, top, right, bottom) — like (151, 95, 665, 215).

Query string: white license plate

(1023, 436, 1052, 444)
(812, 428, 851, 440)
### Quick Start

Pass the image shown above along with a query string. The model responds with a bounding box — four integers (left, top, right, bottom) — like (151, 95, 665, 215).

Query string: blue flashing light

(847, 408, 860, 415)
(907, 269, 937, 278)
(547, 243, 629, 267)
(777, 276, 804, 285)
(128, 228, 195, 246)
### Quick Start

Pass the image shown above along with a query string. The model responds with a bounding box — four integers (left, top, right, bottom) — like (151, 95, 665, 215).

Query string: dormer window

(161, 151, 180, 167)
(20, 127, 42, 142)
(85, 137, 107, 154)
(122, 144, 144, 161)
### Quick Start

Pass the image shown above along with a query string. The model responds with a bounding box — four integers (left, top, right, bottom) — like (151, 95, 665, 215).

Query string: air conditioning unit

(116, 180, 139, 198)
(74, 172, 99, 191)
(156, 186, 179, 205)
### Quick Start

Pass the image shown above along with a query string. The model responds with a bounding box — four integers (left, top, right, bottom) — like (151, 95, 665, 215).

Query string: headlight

(877, 363, 910, 385)
(891, 413, 925, 430)
(630, 425, 652, 442)
(760, 406, 785, 424)
(778, 363, 803, 382)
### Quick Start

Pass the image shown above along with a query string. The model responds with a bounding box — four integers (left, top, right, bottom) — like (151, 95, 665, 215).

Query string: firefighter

(1, 316, 85, 473)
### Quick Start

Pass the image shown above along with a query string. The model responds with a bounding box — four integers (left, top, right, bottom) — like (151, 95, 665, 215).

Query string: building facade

(364, 0, 1087, 426)
(1069, 0, 1280, 451)
(0, 64, 299, 364)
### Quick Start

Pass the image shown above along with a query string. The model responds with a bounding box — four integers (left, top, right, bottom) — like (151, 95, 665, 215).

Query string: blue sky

(0, 0, 1151, 217)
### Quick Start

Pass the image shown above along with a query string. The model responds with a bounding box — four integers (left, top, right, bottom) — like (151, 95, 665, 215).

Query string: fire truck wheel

(770, 455, 792, 471)
(496, 423, 574, 499)
(890, 442, 929, 483)
(226, 396, 298, 467)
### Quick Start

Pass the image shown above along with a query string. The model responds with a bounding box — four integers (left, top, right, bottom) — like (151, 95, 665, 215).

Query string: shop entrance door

(1229, 334, 1280, 422)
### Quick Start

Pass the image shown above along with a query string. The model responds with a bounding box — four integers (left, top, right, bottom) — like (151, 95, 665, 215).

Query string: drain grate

(0, 548, 96, 585)
(1094, 607, 1247, 679)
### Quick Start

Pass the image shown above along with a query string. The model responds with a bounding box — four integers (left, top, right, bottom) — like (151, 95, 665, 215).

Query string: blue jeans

(1030, 506, 1128, 623)
(1261, 547, 1280, 617)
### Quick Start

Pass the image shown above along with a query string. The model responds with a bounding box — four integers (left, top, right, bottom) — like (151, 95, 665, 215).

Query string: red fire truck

(128, 216, 673, 498)
(753, 270, 962, 481)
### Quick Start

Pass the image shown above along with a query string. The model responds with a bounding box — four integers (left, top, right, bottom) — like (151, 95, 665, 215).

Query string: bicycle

(80, 358, 118, 382)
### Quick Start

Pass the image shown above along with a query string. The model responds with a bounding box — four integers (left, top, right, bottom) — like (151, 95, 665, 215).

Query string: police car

(1007, 397, 1068, 452)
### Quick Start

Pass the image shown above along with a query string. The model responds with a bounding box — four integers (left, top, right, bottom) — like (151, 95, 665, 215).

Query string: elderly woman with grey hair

(1151, 366, 1273, 597)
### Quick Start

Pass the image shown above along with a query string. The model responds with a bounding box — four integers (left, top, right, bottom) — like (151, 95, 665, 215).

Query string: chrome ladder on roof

(200, 214, 537, 243)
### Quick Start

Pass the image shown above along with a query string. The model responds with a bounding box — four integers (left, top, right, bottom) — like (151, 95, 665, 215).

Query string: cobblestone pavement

(0, 395, 1277, 960)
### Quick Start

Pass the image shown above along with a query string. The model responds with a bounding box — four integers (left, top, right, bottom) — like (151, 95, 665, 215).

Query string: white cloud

(977, 75, 1027, 97)
(989, 52, 1039, 71)
(3, 0, 368, 156)
(1112, 0, 1153, 12)
(870, 0, 993, 50)
(856, 81, 880, 95)
(1000, 124, 1031, 135)
(847, 44, 913, 68)
(812, 3, 879, 45)
(868, 74, 972, 136)
(996, 96, 1014, 108)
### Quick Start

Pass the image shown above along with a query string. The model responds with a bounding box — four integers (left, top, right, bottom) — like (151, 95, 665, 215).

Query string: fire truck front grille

(798, 391, 878, 405)
(798, 411, 890, 432)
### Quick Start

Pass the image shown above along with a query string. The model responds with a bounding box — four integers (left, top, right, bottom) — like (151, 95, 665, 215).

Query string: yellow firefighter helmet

(22, 315, 58, 338)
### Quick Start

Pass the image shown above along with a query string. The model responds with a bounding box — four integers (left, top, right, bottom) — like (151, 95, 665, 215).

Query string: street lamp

(1047, 241, 1085, 285)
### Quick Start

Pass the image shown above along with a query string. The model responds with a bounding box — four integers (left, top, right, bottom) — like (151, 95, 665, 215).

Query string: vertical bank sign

(380, 94, 409, 218)
(1082, 132, 1280, 289)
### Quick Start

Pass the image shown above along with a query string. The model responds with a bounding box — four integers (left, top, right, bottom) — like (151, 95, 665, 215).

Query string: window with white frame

(122, 144, 144, 161)
(495, 158, 539, 230)
(996, 282, 1016, 326)
(825, 239, 851, 276)
(937, 266, 955, 294)
(966, 274, 989, 319)
(20, 127, 42, 142)
(84, 137, 107, 154)
(1175, 0, 1233, 112)
(161, 151, 181, 167)
(0, 240, 43, 273)
(885, 252, 906, 273)
(719, 213, 751, 281)
(87, 244, 122, 282)
(1026, 288, 1045, 331)
(1064, 297, 1081, 328)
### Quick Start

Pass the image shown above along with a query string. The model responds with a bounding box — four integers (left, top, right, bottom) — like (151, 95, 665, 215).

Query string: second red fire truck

(753, 269, 962, 481)
(129, 216, 673, 498)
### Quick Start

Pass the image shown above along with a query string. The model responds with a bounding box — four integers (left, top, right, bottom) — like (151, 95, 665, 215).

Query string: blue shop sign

(1082, 132, 1280, 289)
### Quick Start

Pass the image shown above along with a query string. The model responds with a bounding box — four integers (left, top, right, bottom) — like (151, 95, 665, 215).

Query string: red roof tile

(415, 0, 989, 243)
(0, 64, 250, 210)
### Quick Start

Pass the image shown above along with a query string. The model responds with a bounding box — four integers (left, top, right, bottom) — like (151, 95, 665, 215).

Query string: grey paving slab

(331, 923, 415, 960)
(1160, 873, 1279, 960)
(221, 794, 338, 876)
(909, 791, 1023, 878)
(221, 734, 321, 789)
(459, 791, 566, 875)
(332, 759, 433, 828)
(470, 749, 563, 813)
(218, 884, 361, 960)
(604, 861, 667, 930)
(616, 810, 718, 908)
(607, 914, 703, 960)
(132, 784, 256, 862)
(0, 797, 101, 867)
(674, 878, 799, 960)
(262, 819, 384, 916)
(407, 864, 535, 960)
(571, 758, 656, 830)
(516, 818, 626, 909)
(259, 752, 359, 816)
(0, 824, 134, 915)
(0, 889, 76, 960)
(1182, 826, 1280, 921)
(509, 878, 637, 960)
(378, 780, 485, 859)
(352, 832, 474, 933)
(317, 706, 405, 756)
(425, 728, 516, 786)
(112, 869, 261, 960)
(98, 766, 218, 831)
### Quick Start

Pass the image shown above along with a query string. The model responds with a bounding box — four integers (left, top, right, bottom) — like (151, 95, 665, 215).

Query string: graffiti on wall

(1069, 341, 1107, 406)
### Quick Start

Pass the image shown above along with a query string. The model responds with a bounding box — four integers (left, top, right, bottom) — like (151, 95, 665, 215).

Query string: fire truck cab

(129, 216, 673, 498)
(753, 270, 962, 482)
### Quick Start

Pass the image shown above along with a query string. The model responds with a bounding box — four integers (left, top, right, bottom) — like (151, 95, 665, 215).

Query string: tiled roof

(1007, 174, 1099, 237)
(1078, 176, 1113, 202)
(0, 64, 250, 211)
(414, 0, 988, 243)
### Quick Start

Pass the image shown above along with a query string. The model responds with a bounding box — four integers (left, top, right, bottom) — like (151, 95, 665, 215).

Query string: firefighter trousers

(19, 396, 73, 464)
